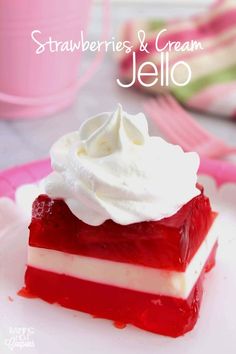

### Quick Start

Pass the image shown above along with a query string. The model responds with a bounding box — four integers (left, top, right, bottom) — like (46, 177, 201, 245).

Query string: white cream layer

(27, 221, 218, 299)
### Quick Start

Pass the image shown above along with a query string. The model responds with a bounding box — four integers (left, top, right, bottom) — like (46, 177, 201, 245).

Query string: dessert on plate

(24, 105, 218, 337)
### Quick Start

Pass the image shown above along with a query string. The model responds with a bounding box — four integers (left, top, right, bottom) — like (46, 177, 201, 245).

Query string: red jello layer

(24, 243, 217, 337)
(29, 185, 216, 272)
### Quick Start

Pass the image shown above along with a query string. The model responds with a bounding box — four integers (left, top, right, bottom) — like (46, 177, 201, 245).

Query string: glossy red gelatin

(24, 243, 217, 337)
(28, 185, 216, 271)
(25, 185, 217, 337)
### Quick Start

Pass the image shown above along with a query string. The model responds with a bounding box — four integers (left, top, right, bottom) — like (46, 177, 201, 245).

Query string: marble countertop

(0, 2, 236, 170)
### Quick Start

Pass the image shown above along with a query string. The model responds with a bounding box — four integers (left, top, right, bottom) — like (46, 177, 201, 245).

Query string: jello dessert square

(24, 105, 218, 337)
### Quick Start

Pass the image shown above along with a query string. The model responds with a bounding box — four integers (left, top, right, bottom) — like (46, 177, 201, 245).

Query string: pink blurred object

(198, 156, 236, 186)
(0, 159, 51, 199)
(0, 0, 109, 119)
(144, 95, 236, 159)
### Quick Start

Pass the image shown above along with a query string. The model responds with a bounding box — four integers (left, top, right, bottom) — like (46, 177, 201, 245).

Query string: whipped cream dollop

(44, 105, 200, 226)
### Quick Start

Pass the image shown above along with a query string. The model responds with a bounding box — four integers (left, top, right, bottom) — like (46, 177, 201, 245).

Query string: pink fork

(143, 95, 236, 158)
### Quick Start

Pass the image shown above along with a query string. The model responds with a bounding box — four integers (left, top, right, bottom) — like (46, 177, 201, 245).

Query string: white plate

(0, 175, 236, 354)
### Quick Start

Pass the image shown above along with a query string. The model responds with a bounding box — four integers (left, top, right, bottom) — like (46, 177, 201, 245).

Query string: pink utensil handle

(199, 157, 236, 186)
(0, 0, 110, 106)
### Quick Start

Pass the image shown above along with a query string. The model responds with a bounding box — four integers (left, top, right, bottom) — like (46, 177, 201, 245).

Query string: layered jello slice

(23, 105, 218, 337)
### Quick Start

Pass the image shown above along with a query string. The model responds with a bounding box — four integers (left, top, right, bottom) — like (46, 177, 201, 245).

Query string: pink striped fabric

(118, 0, 236, 118)
(188, 83, 236, 111)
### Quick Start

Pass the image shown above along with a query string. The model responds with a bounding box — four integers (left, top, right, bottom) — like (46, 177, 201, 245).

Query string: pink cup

(0, 0, 109, 119)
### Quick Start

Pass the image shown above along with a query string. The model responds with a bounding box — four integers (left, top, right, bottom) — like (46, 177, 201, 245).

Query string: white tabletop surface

(0, 1, 236, 170)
